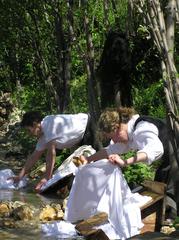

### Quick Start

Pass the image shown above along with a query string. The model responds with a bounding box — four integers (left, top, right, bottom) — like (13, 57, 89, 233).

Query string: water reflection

(0, 228, 83, 240)
(0, 189, 61, 206)
(0, 189, 13, 201)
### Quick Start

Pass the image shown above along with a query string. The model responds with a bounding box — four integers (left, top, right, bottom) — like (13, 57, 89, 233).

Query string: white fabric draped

(0, 169, 27, 190)
(41, 221, 78, 238)
(64, 159, 151, 239)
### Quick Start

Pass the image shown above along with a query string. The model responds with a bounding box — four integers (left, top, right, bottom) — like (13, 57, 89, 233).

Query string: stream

(0, 188, 83, 240)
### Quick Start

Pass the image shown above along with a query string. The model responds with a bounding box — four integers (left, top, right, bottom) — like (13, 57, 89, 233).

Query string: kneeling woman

(64, 107, 164, 239)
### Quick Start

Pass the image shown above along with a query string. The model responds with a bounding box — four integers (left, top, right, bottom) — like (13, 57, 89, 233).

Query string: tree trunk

(52, 4, 71, 113)
(103, 0, 110, 31)
(66, 1, 101, 148)
(83, 9, 101, 148)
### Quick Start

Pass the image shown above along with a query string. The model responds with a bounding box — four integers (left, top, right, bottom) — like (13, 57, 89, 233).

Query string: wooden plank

(140, 191, 164, 210)
(128, 231, 175, 239)
(139, 184, 166, 232)
(141, 180, 166, 195)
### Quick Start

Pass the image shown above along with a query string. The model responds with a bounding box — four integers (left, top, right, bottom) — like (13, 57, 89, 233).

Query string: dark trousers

(81, 113, 95, 147)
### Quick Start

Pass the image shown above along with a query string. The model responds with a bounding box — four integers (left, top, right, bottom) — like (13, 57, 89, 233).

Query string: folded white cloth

(0, 169, 27, 189)
(41, 220, 78, 238)
(40, 145, 96, 193)
(40, 161, 77, 192)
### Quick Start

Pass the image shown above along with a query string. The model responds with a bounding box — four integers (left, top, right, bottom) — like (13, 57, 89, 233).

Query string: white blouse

(106, 114, 164, 165)
(36, 113, 88, 151)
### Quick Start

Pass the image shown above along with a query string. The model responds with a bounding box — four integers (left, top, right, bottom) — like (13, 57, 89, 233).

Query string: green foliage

(122, 151, 155, 185)
(0, 0, 129, 114)
(68, 75, 88, 113)
(132, 80, 166, 118)
(13, 128, 36, 156)
(123, 163, 154, 185)
(173, 216, 179, 229)
(137, 25, 150, 39)
(129, 31, 164, 116)
(55, 149, 72, 168)
(11, 84, 52, 115)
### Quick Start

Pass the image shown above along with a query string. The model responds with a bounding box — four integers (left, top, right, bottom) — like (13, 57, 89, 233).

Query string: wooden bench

(139, 180, 166, 232)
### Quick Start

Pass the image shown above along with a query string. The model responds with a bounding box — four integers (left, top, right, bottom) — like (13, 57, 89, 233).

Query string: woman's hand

(35, 178, 48, 192)
(79, 155, 89, 165)
(108, 154, 126, 167)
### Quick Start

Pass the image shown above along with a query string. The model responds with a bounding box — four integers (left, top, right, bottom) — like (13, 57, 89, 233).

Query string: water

(0, 188, 61, 206)
(0, 228, 83, 240)
(0, 189, 83, 240)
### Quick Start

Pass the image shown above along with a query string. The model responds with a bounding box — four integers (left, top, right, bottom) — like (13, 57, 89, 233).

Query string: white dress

(64, 159, 151, 239)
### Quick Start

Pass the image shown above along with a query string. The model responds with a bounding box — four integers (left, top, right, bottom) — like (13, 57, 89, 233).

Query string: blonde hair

(98, 107, 136, 140)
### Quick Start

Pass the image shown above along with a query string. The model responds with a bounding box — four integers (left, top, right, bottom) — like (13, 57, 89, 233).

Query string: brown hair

(97, 107, 136, 140)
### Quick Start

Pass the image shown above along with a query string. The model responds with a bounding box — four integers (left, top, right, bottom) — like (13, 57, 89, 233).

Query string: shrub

(122, 151, 155, 186)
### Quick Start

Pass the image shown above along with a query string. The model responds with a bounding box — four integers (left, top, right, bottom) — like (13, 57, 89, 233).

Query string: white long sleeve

(106, 115, 164, 165)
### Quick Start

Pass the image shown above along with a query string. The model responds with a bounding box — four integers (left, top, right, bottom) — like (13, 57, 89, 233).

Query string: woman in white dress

(64, 107, 164, 239)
